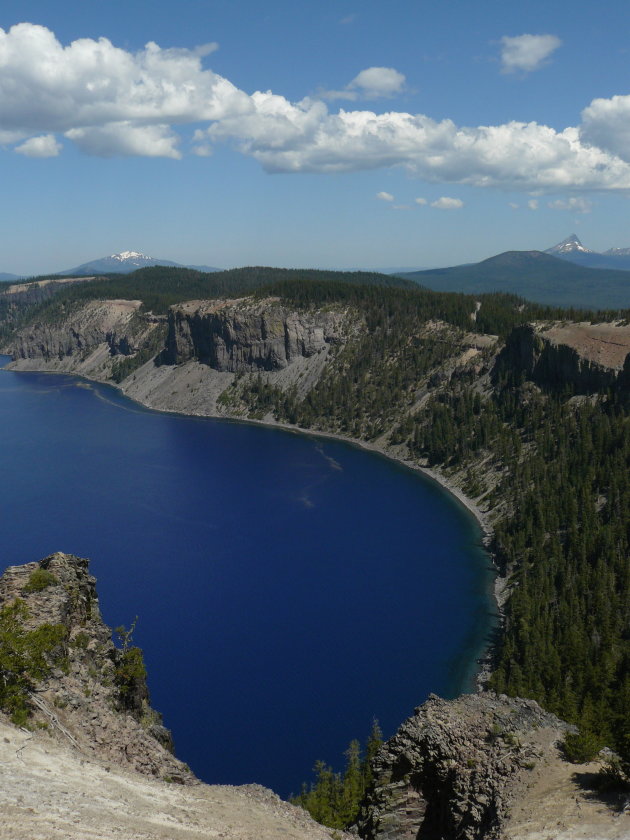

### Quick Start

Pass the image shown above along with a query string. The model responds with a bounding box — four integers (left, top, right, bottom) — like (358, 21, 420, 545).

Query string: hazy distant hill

(399, 250, 630, 309)
(0, 273, 20, 282)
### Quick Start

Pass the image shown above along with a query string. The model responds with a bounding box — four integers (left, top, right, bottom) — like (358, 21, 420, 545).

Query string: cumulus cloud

(548, 196, 592, 213)
(0, 22, 249, 157)
(500, 34, 561, 74)
(321, 66, 406, 101)
(204, 101, 630, 191)
(376, 191, 394, 201)
(580, 94, 630, 162)
(348, 67, 405, 98)
(4, 22, 630, 195)
(415, 197, 427, 205)
(14, 133, 61, 157)
(528, 199, 539, 210)
(65, 123, 181, 158)
(431, 196, 463, 209)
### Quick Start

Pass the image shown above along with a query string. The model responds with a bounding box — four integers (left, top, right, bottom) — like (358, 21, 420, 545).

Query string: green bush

(0, 598, 67, 724)
(114, 647, 147, 706)
(23, 568, 58, 593)
(563, 729, 603, 763)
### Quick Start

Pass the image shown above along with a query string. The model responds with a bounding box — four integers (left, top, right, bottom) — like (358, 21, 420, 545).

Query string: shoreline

(2, 356, 502, 691)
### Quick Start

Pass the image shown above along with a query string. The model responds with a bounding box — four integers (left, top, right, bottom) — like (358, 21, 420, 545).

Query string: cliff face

(162, 297, 348, 371)
(358, 693, 573, 840)
(497, 322, 630, 394)
(0, 552, 191, 782)
(11, 299, 144, 362)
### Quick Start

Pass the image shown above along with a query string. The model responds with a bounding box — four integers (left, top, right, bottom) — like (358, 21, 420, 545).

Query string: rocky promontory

(497, 321, 630, 394)
(358, 693, 570, 840)
(0, 552, 190, 782)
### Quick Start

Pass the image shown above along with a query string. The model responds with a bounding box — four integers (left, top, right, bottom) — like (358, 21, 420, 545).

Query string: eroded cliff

(0, 552, 190, 782)
(497, 322, 630, 394)
(358, 693, 626, 840)
(162, 297, 348, 370)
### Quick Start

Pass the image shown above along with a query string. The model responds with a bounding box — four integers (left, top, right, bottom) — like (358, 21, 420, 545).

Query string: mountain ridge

(59, 251, 221, 276)
(399, 249, 630, 309)
(545, 233, 630, 270)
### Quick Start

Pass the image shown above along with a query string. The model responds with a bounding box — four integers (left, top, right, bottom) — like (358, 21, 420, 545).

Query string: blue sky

(2, 0, 630, 275)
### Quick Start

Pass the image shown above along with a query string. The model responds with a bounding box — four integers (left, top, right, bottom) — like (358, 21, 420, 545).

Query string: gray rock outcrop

(357, 692, 572, 840)
(0, 552, 192, 782)
(162, 297, 347, 371)
(496, 323, 630, 394)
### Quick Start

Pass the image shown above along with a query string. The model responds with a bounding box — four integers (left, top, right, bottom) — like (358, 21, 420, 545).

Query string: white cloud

(0, 22, 249, 157)
(14, 133, 61, 157)
(547, 196, 592, 213)
(206, 102, 630, 191)
(509, 202, 519, 209)
(376, 191, 394, 201)
(500, 34, 561, 74)
(339, 14, 357, 25)
(528, 199, 539, 210)
(321, 66, 405, 102)
(3, 22, 630, 196)
(431, 196, 463, 209)
(349, 67, 405, 98)
(415, 197, 427, 205)
(65, 123, 181, 158)
(580, 94, 630, 162)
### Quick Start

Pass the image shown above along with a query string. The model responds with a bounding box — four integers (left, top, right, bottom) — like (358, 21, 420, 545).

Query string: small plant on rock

(0, 598, 67, 725)
(23, 568, 58, 594)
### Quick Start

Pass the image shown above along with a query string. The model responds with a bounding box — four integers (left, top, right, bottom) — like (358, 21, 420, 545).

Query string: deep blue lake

(0, 361, 495, 796)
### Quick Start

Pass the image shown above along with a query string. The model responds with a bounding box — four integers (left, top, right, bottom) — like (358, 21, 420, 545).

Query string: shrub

(563, 729, 603, 763)
(23, 568, 58, 593)
(0, 599, 67, 724)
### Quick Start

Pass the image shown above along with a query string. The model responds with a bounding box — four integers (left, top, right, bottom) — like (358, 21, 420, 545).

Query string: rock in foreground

(358, 692, 627, 840)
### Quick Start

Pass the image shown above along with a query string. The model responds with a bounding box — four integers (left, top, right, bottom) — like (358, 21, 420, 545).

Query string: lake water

(0, 361, 495, 796)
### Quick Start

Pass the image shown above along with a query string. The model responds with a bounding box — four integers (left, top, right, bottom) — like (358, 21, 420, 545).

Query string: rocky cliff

(162, 297, 348, 371)
(0, 552, 190, 782)
(10, 300, 157, 367)
(358, 693, 626, 840)
(497, 322, 630, 394)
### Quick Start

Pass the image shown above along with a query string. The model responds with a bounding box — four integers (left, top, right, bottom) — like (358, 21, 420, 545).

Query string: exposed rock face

(0, 552, 192, 782)
(496, 323, 630, 394)
(357, 693, 572, 840)
(162, 297, 348, 372)
(10, 299, 146, 362)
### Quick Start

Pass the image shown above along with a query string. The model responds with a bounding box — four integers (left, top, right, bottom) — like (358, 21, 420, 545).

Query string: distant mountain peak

(546, 234, 593, 255)
(110, 251, 151, 262)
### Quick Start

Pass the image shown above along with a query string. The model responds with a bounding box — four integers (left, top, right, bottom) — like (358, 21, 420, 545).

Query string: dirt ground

(0, 721, 346, 840)
(542, 322, 630, 370)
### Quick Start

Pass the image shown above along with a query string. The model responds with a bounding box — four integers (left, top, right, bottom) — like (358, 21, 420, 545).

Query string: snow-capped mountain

(545, 234, 593, 255)
(59, 251, 220, 275)
(546, 235, 630, 271)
